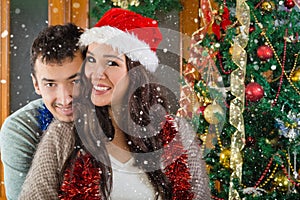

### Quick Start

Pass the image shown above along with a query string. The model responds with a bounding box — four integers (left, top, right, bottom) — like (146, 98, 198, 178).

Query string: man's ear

(31, 73, 41, 95)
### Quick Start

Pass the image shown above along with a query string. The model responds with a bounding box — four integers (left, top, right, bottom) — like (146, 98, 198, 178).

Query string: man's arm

(19, 120, 75, 200)
(0, 99, 43, 200)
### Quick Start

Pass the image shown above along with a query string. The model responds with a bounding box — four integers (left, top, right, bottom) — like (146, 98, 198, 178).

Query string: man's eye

(72, 79, 81, 84)
(87, 56, 96, 63)
(45, 83, 55, 87)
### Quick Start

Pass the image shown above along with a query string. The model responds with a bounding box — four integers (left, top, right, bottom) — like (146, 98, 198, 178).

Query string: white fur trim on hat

(79, 26, 158, 72)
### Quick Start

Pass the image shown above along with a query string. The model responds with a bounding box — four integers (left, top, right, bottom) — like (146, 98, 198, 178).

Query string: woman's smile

(92, 84, 111, 95)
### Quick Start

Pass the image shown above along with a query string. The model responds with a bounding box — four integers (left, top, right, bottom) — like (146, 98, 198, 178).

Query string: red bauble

(197, 106, 206, 115)
(246, 82, 264, 102)
(246, 136, 256, 147)
(249, 25, 255, 33)
(284, 0, 295, 9)
(257, 45, 273, 61)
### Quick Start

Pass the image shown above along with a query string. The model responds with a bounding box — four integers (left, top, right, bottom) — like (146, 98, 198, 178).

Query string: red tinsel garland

(59, 115, 193, 199)
(161, 115, 194, 200)
(59, 151, 102, 200)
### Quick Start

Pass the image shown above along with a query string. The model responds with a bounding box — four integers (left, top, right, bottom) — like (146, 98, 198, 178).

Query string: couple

(1, 8, 210, 200)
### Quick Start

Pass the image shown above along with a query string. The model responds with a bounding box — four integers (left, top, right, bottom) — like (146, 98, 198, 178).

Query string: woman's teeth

(93, 85, 110, 91)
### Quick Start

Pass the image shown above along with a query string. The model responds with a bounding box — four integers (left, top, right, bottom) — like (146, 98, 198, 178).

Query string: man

(0, 23, 85, 200)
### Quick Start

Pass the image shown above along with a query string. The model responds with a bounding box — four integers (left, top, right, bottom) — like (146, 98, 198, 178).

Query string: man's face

(32, 52, 83, 122)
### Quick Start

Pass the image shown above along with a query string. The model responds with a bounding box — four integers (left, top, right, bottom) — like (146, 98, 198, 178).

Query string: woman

(19, 8, 211, 200)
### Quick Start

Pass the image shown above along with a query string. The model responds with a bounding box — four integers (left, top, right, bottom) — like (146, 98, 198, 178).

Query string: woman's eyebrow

(103, 54, 124, 62)
(86, 50, 95, 56)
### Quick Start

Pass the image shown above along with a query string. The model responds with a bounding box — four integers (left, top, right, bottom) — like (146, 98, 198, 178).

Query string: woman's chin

(91, 98, 111, 107)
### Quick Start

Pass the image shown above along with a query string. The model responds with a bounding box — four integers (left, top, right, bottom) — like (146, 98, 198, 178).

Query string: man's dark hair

(30, 23, 85, 76)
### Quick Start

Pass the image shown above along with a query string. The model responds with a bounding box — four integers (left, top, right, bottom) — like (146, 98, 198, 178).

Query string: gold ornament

(291, 68, 300, 82)
(265, 129, 279, 147)
(261, 1, 276, 12)
(111, 0, 140, 9)
(273, 171, 291, 192)
(120, 0, 128, 8)
(203, 97, 212, 106)
(266, 137, 279, 147)
(220, 149, 231, 169)
(229, 46, 234, 55)
(204, 103, 225, 124)
(111, 0, 119, 6)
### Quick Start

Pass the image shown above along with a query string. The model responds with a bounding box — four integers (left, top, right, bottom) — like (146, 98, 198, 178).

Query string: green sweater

(0, 98, 45, 200)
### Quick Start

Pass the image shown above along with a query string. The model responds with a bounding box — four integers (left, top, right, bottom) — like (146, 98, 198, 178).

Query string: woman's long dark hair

(72, 56, 179, 199)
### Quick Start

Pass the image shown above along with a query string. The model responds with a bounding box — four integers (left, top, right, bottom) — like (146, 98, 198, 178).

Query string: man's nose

(57, 86, 73, 106)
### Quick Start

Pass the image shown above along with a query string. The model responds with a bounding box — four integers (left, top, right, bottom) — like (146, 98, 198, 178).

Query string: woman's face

(84, 43, 129, 107)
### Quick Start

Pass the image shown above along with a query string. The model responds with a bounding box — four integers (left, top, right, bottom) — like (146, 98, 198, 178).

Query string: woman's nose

(93, 66, 108, 80)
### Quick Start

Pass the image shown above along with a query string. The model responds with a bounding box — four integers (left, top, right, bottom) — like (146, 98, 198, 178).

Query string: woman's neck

(107, 108, 131, 163)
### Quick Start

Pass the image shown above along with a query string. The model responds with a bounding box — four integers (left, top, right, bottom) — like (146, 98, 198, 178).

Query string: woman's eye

(107, 61, 118, 66)
(87, 56, 96, 63)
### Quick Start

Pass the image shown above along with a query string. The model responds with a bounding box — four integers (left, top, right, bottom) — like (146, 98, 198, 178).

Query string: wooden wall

(180, 0, 200, 61)
(0, 0, 10, 197)
(48, 0, 89, 28)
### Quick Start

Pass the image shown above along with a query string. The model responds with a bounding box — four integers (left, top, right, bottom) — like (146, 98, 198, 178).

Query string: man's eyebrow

(67, 73, 81, 80)
(41, 73, 81, 82)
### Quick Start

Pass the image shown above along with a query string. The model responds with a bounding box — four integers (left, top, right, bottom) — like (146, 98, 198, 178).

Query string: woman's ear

(31, 73, 41, 95)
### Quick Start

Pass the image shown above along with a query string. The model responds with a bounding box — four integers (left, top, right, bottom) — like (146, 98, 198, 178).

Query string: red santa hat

(79, 8, 162, 72)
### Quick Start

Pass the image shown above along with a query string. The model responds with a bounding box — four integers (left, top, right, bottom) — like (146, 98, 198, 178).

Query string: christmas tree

(178, 0, 300, 199)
